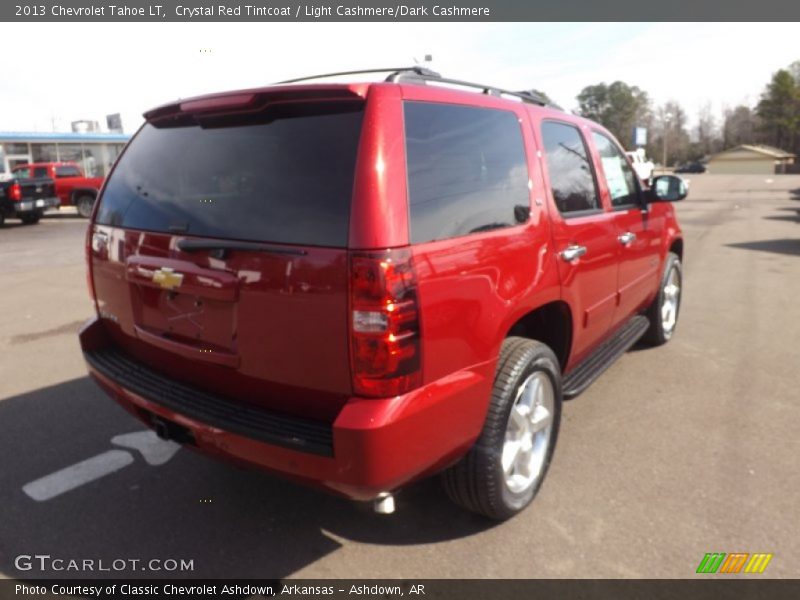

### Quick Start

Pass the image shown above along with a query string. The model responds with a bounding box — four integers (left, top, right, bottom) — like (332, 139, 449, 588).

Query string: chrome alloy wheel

(661, 266, 681, 336)
(502, 371, 555, 494)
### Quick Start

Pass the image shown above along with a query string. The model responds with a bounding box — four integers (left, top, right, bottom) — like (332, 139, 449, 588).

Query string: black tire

(20, 213, 41, 225)
(76, 195, 95, 218)
(643, 252, 682, 346)
(443, 337, 562, 520)
(0, 212, 5, 227)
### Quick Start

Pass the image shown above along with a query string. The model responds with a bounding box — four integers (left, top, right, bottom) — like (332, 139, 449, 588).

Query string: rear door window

(96, 103, 364, 247)
(404, 101, 530, 244)
(540, 121, 600, 215)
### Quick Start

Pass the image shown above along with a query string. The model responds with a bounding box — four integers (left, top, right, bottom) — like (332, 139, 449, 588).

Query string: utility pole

(662, 112, 673, 171)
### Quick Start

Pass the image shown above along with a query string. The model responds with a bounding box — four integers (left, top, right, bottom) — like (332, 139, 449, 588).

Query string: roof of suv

(142, 67, 566, 124)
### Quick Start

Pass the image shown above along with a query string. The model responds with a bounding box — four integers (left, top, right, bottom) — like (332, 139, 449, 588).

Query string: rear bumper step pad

(562, 315, 650, 399)
(84, 347, 334, 457)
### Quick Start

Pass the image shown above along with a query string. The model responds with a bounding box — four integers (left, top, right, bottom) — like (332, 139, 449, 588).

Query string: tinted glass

(13, 167, 31, 179)
(5, 143, 29, 155)
(58, 144, 82, 163)
(592, 132, 638, 207)
(55, 166, 82, 177)
(32, 143, 57, 162)
(404, 102, 530, 244)
(96, 104, 363, 247)
(33, 167, 48, 178)
(540, 121, 599, 214)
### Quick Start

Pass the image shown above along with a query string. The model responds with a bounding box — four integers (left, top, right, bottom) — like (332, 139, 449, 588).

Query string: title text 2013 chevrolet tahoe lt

(79, 68, 686, 519)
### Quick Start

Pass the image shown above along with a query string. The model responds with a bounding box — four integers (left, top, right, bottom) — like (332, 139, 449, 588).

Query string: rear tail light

(9, 183, 22, 201)
(349, 248, 422, 397)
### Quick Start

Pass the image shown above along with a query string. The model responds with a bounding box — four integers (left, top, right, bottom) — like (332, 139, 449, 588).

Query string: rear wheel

(76, 195, 95, 218)
(20, 213, 41, 225)
(443, 337, 562, 520)
(643, 252, 682, 346)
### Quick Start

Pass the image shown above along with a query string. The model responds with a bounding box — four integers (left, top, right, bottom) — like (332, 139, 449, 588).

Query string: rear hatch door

(90, 91, 364, 421)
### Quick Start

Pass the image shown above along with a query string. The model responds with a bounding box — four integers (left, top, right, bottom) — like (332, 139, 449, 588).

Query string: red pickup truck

(12, 162, 103, 218)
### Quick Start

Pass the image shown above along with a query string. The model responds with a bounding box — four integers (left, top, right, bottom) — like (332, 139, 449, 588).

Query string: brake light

(9, 183, 21, 201)
(349, 248, 422, 397)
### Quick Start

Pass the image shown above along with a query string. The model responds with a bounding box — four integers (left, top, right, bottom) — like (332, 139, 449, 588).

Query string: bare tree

(648, 102, 691, 167)
(722, 105, 761, 148)
(694, 103, 719, 157)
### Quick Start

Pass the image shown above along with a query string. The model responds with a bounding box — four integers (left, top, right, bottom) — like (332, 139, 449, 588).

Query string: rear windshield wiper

(177, 238, 308, 259)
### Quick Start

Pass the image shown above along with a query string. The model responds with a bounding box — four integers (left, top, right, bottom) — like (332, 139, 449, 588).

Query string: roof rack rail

(387, 70, 560, 109)
(275, 67, 561, 110)
(274, 66, 440, 85)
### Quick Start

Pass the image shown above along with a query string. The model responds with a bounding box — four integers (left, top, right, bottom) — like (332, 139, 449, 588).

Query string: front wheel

(76, 195, 95, 218)
(643, 252, 682, 346)
(443, 337, 562, 520)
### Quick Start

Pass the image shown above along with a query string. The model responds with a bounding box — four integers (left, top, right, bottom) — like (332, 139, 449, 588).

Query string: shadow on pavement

(764, 215, 800, 223)
(726, 238, 800, 257)
(0, 378, 493, 580)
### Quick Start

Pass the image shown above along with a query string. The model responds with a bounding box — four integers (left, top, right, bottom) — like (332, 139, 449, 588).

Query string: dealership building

(0, 131, 131, 178)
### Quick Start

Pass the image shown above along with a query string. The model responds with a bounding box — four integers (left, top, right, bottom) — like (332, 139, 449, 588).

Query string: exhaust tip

(373, 492, 395, 515)
(153, 418, 170, 441)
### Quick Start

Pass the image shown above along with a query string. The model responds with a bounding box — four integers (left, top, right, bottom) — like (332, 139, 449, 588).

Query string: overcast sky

(1, 22, 798, 135)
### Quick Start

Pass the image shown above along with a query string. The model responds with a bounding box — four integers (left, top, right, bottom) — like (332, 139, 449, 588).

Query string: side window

(540, 121, 599, 215)
(592, 132, 639, 207)
(404, 102, 530, 244)
(55, 166, 81, 178)
(33, 167, 48, 178)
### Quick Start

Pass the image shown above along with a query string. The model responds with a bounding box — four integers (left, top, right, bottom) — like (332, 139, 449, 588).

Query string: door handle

(560, 245, 587, 262)
(618, 232, 637, 245)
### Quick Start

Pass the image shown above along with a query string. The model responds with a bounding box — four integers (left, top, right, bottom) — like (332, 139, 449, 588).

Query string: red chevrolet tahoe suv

(80, 68, 686, 520)
(13, 161, 104, 218)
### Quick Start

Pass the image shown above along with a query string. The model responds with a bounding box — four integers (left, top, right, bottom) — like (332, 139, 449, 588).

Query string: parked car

(79, 68, 686, 520)
(626, 148, 655, 181)
(0, 174, 59, 226)
(12, 161, 104, 218)
(674, 161, 707, 174)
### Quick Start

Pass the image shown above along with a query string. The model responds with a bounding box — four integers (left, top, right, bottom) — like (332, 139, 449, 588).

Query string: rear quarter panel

(397, 85, 562, 384)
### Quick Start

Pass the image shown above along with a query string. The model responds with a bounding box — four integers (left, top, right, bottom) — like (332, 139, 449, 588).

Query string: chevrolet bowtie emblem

(152, 267, 184, 290)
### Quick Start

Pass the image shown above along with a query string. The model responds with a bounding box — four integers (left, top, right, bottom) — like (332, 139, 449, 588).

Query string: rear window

(55, 165, 81, 178)
(404, 101, 530, 244)
(96, 103, 363, 247)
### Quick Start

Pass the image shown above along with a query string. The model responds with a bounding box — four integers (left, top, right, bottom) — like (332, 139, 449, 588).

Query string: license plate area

(133, 286, 237, 352)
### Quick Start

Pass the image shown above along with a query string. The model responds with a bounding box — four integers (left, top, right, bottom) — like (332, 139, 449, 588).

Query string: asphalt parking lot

(1, 176, 798, 580)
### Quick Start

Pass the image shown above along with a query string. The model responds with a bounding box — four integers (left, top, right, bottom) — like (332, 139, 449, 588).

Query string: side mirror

(649, 175, 688, 202)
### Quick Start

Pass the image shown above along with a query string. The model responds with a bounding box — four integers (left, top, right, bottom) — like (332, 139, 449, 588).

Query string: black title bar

(4, 0, 800, 22)
(5, 579, 800, 600)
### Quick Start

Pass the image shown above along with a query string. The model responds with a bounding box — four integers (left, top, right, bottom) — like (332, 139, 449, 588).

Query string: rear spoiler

(144, 85, 368, 125)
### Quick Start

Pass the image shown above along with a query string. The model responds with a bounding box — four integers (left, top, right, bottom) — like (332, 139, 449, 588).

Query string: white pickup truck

(626, 149, 655, 182)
